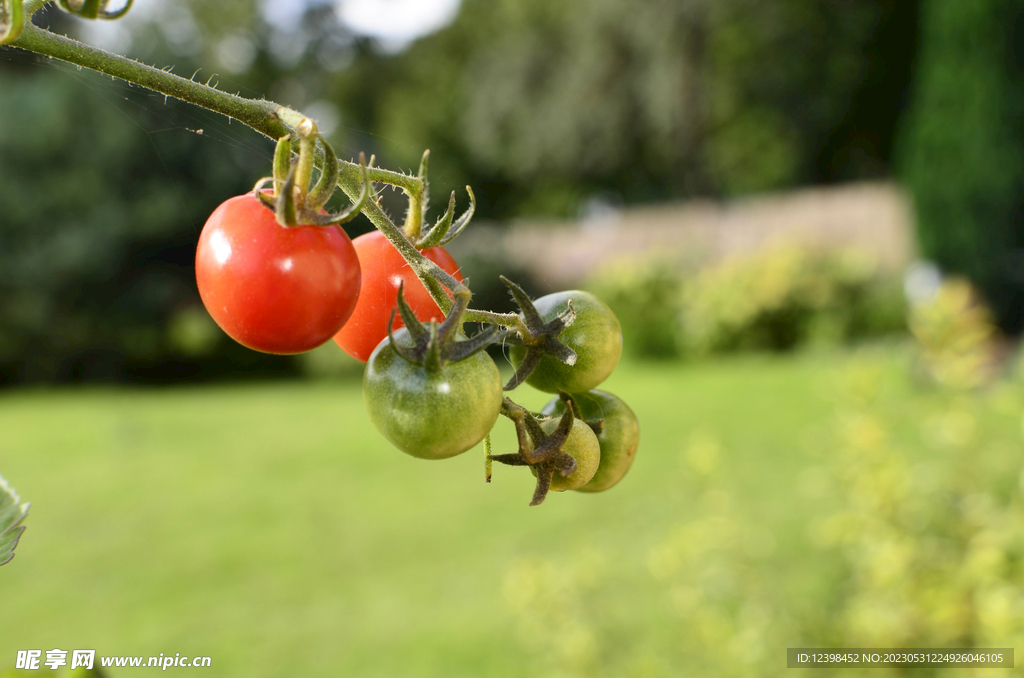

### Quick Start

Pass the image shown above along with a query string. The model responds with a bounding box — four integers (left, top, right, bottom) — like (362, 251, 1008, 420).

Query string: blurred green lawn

(0, 350, 906, 676)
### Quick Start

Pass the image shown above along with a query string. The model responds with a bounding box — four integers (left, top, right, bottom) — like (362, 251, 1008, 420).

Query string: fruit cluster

(194, 124, 639, 506)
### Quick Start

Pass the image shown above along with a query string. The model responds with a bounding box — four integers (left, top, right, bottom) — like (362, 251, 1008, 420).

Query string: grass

(0, 349, 905, 676)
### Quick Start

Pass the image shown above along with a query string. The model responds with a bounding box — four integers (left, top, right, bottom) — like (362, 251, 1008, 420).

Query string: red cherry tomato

(195, 193, 361, 355)
(333, 230, 462, 361)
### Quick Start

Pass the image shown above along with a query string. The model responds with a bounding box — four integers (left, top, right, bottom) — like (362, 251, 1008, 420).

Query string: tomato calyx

(412, 185, 477, 249)
(542, 389, 640, 493)
(555, 391, 605, 437)
(252, 119, 371, 228)
(488, 398, 581, 506)
(401, 149, 477, 249)
(386, 282, 504, 373)
(500, 277, 578, 391)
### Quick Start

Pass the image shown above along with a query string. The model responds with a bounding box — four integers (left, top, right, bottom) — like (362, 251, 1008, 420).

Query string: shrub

(908, 277, 999, 389)
(503, 291, 1024, 677)
(681, 246, 905, 355)
(586, 261, 682, 360)
(806, 361, 1024, 655)
(588, 246, 906, 360)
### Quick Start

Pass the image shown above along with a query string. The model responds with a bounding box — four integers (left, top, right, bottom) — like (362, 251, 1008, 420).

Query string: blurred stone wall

(449, 182, 915, 289)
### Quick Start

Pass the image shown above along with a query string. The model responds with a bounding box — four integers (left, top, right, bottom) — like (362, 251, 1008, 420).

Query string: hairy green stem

(23, 0, 49, 17)
(463, 309, 525, 331)
(9, 19, 487, 320)
(10, 22, 423, 189)
(11, 22, 298, 134)
(336, 168, 459, 313)
(404, 189, 424, 241)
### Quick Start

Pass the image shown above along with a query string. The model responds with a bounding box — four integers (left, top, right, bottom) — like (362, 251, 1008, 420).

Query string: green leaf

(0, 474, 29, 567)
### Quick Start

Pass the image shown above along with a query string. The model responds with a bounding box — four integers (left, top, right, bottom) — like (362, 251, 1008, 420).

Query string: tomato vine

(4, 1, 641, 506)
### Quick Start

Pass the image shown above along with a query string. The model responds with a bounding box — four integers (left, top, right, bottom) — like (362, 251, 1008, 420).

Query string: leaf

(0, 474, 29, 567)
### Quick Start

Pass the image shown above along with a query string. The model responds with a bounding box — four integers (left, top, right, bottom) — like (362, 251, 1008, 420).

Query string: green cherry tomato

(511, 290, 623, 393)
(535, 416, 601, 492)
(363, 329, 503, 460)
(543, 390, 640, 492)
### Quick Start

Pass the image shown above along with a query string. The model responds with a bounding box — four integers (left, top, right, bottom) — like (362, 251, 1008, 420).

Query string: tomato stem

(403, 186, 425, 242)
(484, 434, 493, 483)
(23, 0, 48, 17)
(10, 18, 533, 340)
(9, 22, 423, 193)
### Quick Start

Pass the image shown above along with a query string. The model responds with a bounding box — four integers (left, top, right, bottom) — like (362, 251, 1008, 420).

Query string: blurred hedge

(588, 247, 906, 360)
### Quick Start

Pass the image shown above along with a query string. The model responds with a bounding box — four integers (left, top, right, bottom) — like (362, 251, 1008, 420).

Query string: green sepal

(424, 322, 443, 374)
(491, 399, 579, 506)
(415, 186, 476, 249)
(417, 149, 431, 219)
(396, 284, 430, 345)
(489, 453, 529, 466)
(531, 471, 553, 506)
(417, 149, 430, 182)
(384, 280, 501, 370)
(384, 314, 421, 365)
(415, 191, 455, 249)
(386, 285, 430, 365)
(446, 325, 502, 363)
(504, 349, 542, 391)
(500, 276, 578, 390)
(302, 153, 370, 226)
(556, 390, 604, 435)
(251, 177, 278, 212)
(306, 136, 340, 212)
(438, 186, 476, 246)
(275, 167, 299, 227)
(502, 276, 545, 330)
(528, 406, 574, 464)
(272, 135, 292, 192)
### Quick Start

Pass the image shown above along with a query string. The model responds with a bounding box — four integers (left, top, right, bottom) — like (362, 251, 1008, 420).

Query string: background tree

(0, 0, 924, 384)
(898, 0, 1024, 331)
(355, 0, 916, 218)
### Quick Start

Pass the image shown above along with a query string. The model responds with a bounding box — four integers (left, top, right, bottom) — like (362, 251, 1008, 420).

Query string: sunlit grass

(0, 349, 906, 677)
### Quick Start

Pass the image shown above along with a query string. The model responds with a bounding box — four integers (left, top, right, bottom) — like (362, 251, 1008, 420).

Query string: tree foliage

(356, 0, 913, 217)
(0, 8, 293, 384)
(899, 0, 1024, 331)
(0, 0, 921, 383)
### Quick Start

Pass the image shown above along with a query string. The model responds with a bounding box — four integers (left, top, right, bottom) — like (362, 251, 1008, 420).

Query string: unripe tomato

(511, 290, 622, 393)
(333, 231, 462, 362)
(363, 329, 503, 459)
(535, 416, 601, 492)
(195, 193, 360, 355)
(542, 390, 640, 492)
